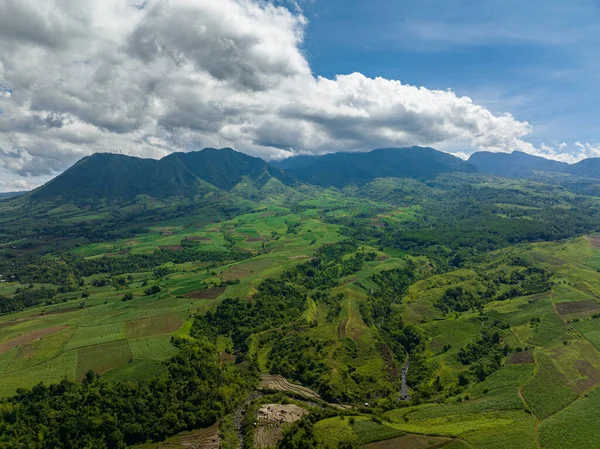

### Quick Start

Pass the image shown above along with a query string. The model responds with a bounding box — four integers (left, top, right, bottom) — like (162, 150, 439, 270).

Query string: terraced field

(258, 374, 321, 399)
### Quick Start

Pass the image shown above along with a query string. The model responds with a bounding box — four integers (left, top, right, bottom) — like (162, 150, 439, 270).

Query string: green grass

(66, 322, 125, 350)
(351, 418, 405, 444)
(539, 386, 600, 449)
(75, 340, 133, 379)
(573, 318, 600, 351)
(527, 309, 569, 347)
(129, 335, 178, 361)
(0, 351, 77, 397)
(313, 417, 359, 448)
(521, 351, 578, 418)
(100, 359, 166, 383)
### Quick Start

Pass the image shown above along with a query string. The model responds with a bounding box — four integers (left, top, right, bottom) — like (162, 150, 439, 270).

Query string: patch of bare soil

(573, 360, 600, 394)
(587, 235, 600, 249)
(184, 287, 227, 299)
(218, 351, 236, 364)
(288, 255, 310, 260)
(246, 237, 264, 242)
(185, 236, 211, 241)
(259, 374, 321, 399)
(159, 245, 184, 251)
(506, 350, 535, 365)
(254, 404, 308, 449)
(556, 300, 600, 316)
(0, 326, 68, 354)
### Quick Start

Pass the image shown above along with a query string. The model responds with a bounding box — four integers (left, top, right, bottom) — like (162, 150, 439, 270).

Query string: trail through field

(518, 356, 542, 449)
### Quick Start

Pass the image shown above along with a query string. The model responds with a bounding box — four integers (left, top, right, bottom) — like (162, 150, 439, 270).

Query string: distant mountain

(272, 147, 477, 188)
(30, 148, 294, 204)
(0, 191, 27, 200)
(468, 151, 600, 180)
(468, 151, 570, 178)
(568, 158, 600, 178)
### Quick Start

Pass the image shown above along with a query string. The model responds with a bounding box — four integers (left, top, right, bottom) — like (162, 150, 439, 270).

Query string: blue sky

(298, 0, 600, 147)
(1, 0, 599, 191)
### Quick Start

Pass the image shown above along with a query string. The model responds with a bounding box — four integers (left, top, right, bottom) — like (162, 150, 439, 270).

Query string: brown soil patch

(222, 259, 273, 281)
(185, 236, 211, 241)
(246, 237, 264, 242)
(364, 435, 453, 449)
(184, 287, 226, 299)
(218, 351, 236, 364)
(159, 245, 184, 251)
(288, 255, 310, 260)
(555, 300, 600, 317)
(260, 211, 277, 218)
(0, 326, 67, 354)
(587, 235, 600, 249)
(573, 360, 600, 394)
(506, 350, 535, 365)
(254, 404, 308, 449)
(125, 314, 183, 339)
(372, 222, 387, 228)
(376, 254, 390, 261)
(259, 373, 321, 399)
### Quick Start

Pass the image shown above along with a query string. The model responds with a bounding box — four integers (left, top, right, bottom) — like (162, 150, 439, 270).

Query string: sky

(0, 0, 599, 191)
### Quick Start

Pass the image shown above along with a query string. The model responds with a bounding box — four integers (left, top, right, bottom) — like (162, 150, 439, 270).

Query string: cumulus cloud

(0, 0, 590, 190)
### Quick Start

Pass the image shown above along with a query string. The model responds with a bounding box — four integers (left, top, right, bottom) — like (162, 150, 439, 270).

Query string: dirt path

(337, 318, 348, 339)
(517, 350, 541, 449)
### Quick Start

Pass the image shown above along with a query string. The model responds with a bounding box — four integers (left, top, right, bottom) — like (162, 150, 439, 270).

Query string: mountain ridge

(21, 146, 600, 204)
(468, 150, 600, 179)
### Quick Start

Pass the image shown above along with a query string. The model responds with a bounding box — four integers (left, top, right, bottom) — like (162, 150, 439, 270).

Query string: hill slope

(272, 147, 477, 187)
(29, 148, 294, 204)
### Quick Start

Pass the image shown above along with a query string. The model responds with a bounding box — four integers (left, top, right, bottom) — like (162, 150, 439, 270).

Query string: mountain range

(12, 146, 600, 204)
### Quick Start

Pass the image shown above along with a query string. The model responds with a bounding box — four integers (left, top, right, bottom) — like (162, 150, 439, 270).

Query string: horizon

(1, 1, 599, 191)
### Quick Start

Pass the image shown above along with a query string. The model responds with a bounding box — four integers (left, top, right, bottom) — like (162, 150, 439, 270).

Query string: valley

(1, 148, 600, 448)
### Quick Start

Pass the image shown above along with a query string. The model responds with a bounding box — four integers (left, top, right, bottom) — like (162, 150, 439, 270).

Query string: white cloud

(0, 0, 594, 190)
